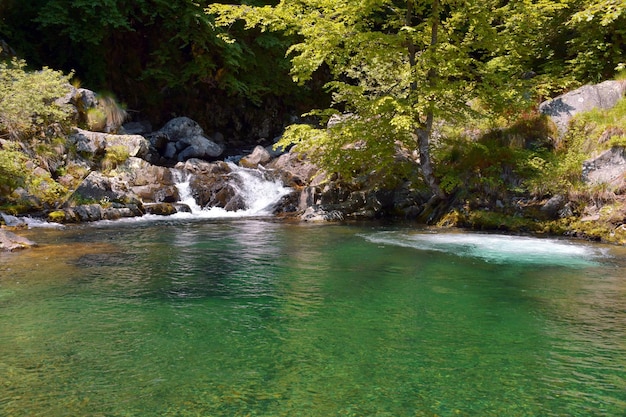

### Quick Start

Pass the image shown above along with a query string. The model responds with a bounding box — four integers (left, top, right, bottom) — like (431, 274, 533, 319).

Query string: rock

(301, 206, 344, 222)
(541, 194, 567, 219)
(111, 157, 179, 203)
(157, 116, 205, 140)
(144, 203, 179, 216)
(151, 117, 224, 162)
(73, 172, 141, 205)
(189, 174, 242, 210)
(539, 80, 626, 135)
(104, 133, 149, 158)
(70, 128, 107, 156)
(122, 121, 152, 135)
(240, 145, 272, 168)
(266, 149, 319, 187)
(69, 129, 149, 158)
(177, 135, 224, 161)
(582, 146, 626, 186)
(0, 229, 36, 251)
(1, 212, 26, 227)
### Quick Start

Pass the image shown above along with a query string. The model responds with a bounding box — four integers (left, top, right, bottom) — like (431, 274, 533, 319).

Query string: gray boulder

(151, 117, 224, 162)
(69, 129, 149, 159)
(582, 146, 626, 186)
(539, 80, 626, 135)
(73, 171, 141, 205)
(177, 135, 224, 161)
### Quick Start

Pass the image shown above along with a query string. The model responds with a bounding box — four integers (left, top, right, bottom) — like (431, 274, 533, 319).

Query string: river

(1, 219, 625, 416)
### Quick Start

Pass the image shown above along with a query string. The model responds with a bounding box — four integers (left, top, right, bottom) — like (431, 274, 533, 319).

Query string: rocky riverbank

(2, 80, 626, 250)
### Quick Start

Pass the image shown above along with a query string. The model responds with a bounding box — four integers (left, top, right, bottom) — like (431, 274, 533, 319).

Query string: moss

(47, 210, 66, 223)
(464, 210, 539, 233)
(436, 209, 465, 227)
(101, 145, 130, 173)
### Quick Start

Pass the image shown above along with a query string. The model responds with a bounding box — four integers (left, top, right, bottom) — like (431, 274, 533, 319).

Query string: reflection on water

(0, 222, 625, 416)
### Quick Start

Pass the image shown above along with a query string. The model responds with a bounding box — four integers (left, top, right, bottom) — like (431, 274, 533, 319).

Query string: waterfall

(171, 163, 291, 219)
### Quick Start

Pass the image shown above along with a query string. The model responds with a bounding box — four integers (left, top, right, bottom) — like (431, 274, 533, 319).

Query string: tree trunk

(407, 0, 445, 200)
(416, 115, 445, 200)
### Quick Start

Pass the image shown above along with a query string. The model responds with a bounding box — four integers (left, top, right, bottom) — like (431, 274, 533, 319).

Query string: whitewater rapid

(362, 230, 607, 267)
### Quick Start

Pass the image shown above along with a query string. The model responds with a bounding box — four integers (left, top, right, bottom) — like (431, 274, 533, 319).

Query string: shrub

(0, 58, 73, 141)
(101, 145, 129, 172)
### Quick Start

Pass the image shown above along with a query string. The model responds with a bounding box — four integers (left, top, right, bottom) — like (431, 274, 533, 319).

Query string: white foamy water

(142, 163, 292, 222)
(363, 231, 607, 267)
(0, 212, 64, 229)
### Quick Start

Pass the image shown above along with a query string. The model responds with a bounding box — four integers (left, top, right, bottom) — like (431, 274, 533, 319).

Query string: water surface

(1, 221, 625, 416)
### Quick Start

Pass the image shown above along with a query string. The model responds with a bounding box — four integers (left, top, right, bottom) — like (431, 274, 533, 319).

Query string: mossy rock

(47, 210, 67, 223)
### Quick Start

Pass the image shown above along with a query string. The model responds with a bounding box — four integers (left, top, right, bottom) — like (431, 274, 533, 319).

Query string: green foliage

(1, 0, 296, 116)
(522, 96, 626, 198)
(0, 57, 74, 209)
(0, 58, 73, 141)
(0, 143, 29, 193)
(567, 0, 626, 81)
(213, 0, 538, 194)
(101, 145, 129, 172)
(434, 112, 556, 200)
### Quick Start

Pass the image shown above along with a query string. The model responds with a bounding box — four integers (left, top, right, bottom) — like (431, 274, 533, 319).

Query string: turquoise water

(1, 220, 625, 416)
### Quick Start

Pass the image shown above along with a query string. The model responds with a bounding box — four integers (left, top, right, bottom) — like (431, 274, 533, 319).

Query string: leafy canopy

(210, 0, 533, 190)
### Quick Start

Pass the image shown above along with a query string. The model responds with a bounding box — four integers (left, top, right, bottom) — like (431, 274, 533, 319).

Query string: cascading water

(171, 163, 292, 219)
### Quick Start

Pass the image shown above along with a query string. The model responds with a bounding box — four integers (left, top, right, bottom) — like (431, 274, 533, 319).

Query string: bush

(0, 58, 73, 141)
(0, 59, 73, 209)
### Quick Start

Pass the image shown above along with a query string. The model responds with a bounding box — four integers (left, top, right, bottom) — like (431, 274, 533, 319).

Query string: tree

(567, 0, 626, 81)
(209, 0, 532, 199)
(0, 0, 299, 135)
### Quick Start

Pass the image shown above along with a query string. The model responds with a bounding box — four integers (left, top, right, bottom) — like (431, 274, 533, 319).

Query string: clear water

(1, 220, 625, 416)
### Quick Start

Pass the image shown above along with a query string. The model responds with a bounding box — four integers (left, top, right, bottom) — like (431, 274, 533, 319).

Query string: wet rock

(301, 206, 344, 222)
(144, 203, 179, 216)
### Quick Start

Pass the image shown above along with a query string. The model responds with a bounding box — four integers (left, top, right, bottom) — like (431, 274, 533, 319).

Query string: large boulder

(539, 80, 626, 135)
(149, 117, 224, 162)
(582, 146, 626, 187)
(116, 157, 180, 203)
(69, 129, 150, 159)
(72, 171, 141, 205)
(266, 149, 319, 187)
(186, 165, 246, 211)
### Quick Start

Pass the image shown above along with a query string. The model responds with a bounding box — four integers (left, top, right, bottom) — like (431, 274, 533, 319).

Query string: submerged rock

(0, 229, 36, 251)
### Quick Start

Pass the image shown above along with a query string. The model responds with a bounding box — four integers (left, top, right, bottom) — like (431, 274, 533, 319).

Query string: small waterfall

(171, 170, 203, 213)
(171, 163, 291, 219)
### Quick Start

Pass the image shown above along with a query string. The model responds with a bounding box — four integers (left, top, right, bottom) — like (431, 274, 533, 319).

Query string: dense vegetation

(1, 0, 626, 241)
